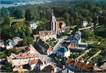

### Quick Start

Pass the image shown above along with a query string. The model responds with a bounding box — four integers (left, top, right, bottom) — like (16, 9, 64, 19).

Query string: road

(53, 36, 68, 51)
(79, 26, 93, 31)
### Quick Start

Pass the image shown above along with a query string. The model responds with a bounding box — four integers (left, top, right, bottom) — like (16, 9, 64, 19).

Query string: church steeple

(51, 9, 54, 17)
(51, 9, 56, 31)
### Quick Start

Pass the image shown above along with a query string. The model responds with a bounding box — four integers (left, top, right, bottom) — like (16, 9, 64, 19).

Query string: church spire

(51, 9, 56, 31)
(51, 9, 54, 16)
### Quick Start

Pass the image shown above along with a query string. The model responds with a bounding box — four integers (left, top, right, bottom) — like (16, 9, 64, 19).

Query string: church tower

(51, 10, 56, 31)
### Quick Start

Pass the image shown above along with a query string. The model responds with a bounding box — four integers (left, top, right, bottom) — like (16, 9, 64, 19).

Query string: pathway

(87, 50, 101, 64)
(75, 49, 91, 61)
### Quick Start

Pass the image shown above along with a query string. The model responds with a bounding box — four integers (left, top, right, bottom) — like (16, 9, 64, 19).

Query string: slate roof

(69, 31, 81, 44)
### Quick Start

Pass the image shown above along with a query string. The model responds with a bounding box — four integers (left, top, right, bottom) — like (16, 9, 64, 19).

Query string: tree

(0, 52, 7, 58)
(12, 8, 23, 19)
(4, 49, 20, 56)
(64, 12, 70, 26)
(0, 7, 9, 17)
(1, 28, 15, 39)
(11, 22, 32, 38)
(71, 26, 79, 35)
(25, 9, 33, 21)
(86, 16, 92, 24)
(0, 16, 13, 39)
(1, 62, 13, 72)
(36, 20, 46, 30)
(23, 36, 33, 46)
(99, 10, 106, 27)
(2, 16, 10, 26)
(95, 27, 106, 38)
(82, 30, 94, 40)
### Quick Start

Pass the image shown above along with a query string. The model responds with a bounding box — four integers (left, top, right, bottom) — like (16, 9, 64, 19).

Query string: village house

(7, 52, 39, 71)
(0, 37, 23, 49)
(7, 45, 39, 71)
(67, 59, 94, 72)
(39, 31, 57, 41)
(7, 44, 60, 72)
(67, 31, 88, 51)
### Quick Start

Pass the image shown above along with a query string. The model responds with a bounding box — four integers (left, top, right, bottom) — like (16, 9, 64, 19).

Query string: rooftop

(67, 59, 94, 72)
(16, 53, 35, 59)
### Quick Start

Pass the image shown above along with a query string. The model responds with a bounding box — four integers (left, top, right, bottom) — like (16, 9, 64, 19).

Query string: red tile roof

(67, 59, 93, 71)
(16, 53, 34, 59)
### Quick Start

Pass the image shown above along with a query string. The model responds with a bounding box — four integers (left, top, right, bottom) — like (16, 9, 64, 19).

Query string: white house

(6, 37, 23, 49)
(64, 50, 71, 58)
(6, 39, 14, 49)
(83, 21, 88, 27)
(12, 37, 23, 46)
(29, 22, 38, 29)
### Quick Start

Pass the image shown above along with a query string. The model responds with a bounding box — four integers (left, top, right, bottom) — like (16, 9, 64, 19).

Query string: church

(38, 11, 67, 41)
